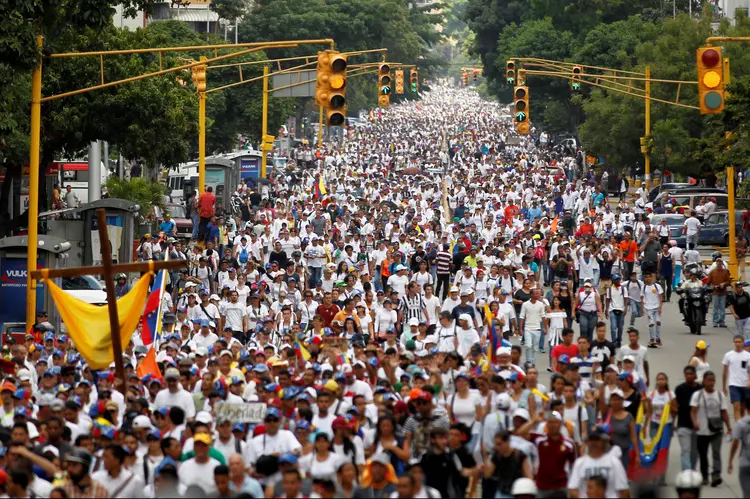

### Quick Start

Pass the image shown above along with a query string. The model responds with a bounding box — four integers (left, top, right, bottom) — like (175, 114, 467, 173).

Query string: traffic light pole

(198, 56, 207, 194)
(261, 65, 269, 178)
(644, 66, 651, 192)
(26, 35, 43, 331)
(318, 106, 324, 148)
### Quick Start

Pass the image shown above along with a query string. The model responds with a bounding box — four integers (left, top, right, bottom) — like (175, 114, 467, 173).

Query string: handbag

(702, 390, 723, 434)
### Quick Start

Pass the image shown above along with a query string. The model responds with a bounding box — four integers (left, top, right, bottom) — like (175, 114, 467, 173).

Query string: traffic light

(473, 69, 479, 82)
(410, 69, 418, 93)
(514, 86, 529, 135)
(571, 65, 582, 91)
(696, 46, 725, 114)
(191, 63, 207, 93)
(506, 60, 516, 85)
(315, 50, 348, 126)
(462, 72, 469, 85)
(378, 63, 391, 107)
(517, 69, 526, 86)
(395, 70, 404, 94)
(260, 134, 275, 152)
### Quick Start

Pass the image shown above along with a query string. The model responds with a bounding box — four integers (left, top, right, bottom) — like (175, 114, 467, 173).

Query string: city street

(519, 265, 744, 498)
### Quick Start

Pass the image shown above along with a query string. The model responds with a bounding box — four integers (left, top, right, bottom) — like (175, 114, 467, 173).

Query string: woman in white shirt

(411, 261, 433, 290)
(446, 373, 484, 430)
(688, 341, 710, 382)
(645, 373, 676, 441)
(300, 432, 339, 480)
(374, 299, 398, 339)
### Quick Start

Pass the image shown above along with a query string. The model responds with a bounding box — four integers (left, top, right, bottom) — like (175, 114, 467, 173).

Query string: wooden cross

(30, 208, 186, 393)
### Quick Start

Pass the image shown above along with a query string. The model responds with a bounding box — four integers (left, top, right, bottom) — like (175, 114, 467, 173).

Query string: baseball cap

(512, 408, 530, 421)
(279, 453, 298, 465)
(132, 415, 153, 430)
(696, 340, 710, 350)
(164, 368, 180, 380)
(408, 317, 419, 326)
(193, 433, 213, 445)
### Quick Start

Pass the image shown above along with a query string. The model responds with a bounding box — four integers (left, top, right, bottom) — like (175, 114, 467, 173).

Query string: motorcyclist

(678, 269, 705, 318)
(675, 469, 703, 498)
(114, 273, 130, 298)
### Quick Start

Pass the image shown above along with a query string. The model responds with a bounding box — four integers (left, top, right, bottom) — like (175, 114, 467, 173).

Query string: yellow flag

(45, 273, 151, 369)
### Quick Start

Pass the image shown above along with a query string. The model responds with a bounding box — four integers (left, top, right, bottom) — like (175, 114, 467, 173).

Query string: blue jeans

(609, 310, 625, 345)
(712, 294, 726, 326)
(677, 427, 698, 471)
(578, 311, 597, 341)
(524, 329, 541, 366)
(737, 318, 750, 340)
(646, 308, 661, 341)
(309, 266, 322, 289)
(191, 212, 199, 239)
(673, 264, 682, 289)
(628, 298, 642, 326)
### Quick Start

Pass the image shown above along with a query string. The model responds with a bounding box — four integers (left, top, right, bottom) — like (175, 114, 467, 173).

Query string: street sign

(271, 70, 316, 98)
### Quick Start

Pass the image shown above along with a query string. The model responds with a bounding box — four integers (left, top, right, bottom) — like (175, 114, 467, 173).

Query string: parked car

(651, 213, 688, 248)
(698, 210, 743, 246)
(62, 275, 107, 305)
(648, 183, 693, 202)
(154, 203, 192, 239)
(650, 191, 728, 212)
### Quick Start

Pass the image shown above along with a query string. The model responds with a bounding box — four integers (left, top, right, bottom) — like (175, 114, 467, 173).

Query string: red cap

(253, 424, 267, 437)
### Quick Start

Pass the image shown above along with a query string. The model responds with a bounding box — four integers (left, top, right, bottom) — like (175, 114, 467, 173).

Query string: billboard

(0, 257, 43, 328)
(239, 157, 260, 179)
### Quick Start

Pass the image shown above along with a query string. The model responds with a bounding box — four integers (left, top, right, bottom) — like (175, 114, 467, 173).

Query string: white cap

(496, 346, 512, 356)
(210, 294, 221, 301)
(352, 360, 366, 368)
(458, 313, 472, 322)
(513, 408, 530, 421)
(132, 415, 153, 430)
(622, 355, 635, 362)
(195, 411, 214, 424)
(219, 350, 233, 358)
(408, 317, 420, 326)
(16, 369, 32, 382)
(496, 392, 512, 410)
(460, 289, 472, 296)
(195, 347, 208, 357)
(449, 286, 459, 293)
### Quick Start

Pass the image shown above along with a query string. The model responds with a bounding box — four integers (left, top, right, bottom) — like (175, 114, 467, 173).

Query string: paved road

(520, 280, 744, 497)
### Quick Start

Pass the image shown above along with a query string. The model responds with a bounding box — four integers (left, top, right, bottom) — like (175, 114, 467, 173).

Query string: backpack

(239, 246, 249, 264)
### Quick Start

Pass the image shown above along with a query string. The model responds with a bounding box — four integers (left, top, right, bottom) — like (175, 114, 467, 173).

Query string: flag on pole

(318, 175, 327, 196)
(141, 269, 168, 347)
(136, 347, 161, 379)
(550, 215, 559, 234)
(294, 340, 311, 362)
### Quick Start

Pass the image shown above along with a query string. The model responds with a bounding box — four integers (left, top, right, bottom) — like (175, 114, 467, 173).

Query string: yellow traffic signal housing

(261, 135, 275, 152)
(315, 50, 348, 126)
(395, 70, 405, 94)
(514, 86, 529, 135)
(571, 65, 582, 91)
(506, 60, 516, 85)
(410, 69, 418, 93)
(473, 69, 479, 82)
(378, 63, 391, 107)
(462, 72, 468, 85)
(191, 64, 207, 93)
(517, 69, 526, 86)
(696, 46, 725, 114)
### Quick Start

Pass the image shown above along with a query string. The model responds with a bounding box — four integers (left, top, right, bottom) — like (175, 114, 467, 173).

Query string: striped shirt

(399, 293, 426, 325)
(573, 353, 599, 380)
(435, 250, 452, 274)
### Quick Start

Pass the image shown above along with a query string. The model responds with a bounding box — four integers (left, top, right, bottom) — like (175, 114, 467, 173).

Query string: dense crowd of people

(14, 84, 750, 499)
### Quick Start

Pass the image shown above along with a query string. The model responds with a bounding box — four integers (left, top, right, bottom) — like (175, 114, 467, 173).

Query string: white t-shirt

(154, 388, 196, 419)
(683, 217, 701, 236)
(567, 448, 629, 498)
(642, 283, 663, 310)
(722, 349, 750, 387)
(247, 430, 302, 465)
(387, 274, 409, 296)
(520, 300, 546, 332)
(647, 389, 675, 424)
(221, 301, 247, 331)
(92, 468, 146, 498)
(448, 390, 482, 427)
(178, 457, 220, 495)
(299, 452, 339, 480)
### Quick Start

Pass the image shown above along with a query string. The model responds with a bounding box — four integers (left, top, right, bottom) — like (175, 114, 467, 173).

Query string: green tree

(104, 176, 168, 218)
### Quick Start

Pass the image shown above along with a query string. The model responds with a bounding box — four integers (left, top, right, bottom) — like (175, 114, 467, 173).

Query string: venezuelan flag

(627, 403, 673, 482)
(294, 341, 311, 362)
(318, 175, 327, 196)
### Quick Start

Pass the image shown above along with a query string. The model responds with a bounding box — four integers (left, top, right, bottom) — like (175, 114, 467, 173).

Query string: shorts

(729, 385, 750, 404)
(598, 279, 612, 295)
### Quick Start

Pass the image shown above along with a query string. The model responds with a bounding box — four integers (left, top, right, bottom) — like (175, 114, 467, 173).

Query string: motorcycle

(676, 285, 711, 335)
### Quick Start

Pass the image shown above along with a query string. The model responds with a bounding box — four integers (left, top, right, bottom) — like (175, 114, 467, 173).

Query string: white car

(59, 276, 107, 332)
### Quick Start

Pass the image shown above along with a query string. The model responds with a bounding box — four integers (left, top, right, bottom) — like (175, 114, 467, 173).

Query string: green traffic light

(411, 83, 417, 92)
(381, 85, 391, 95)
(507, 77, 515, 85)
(516, 112, 527, 122)
(573, 83, 580, 90)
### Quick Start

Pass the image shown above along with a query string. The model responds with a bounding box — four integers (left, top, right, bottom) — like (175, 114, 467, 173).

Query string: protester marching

(9, 83, 750, 499)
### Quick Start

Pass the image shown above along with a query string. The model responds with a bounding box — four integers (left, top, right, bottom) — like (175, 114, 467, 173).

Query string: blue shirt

(230, 476, 264, 497)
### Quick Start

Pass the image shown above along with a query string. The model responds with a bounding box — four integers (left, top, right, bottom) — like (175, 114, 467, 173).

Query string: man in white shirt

(247, 408, 302, 485)
(519, 288, 547, 367)
(92, 444, 146, 498)
(220, 290, 247, 341)
(682, 211, 702, 250)
(722, 335, 750, 422)
(567, 427, 629, 498)
(154, 368, 196, 420)
(641, 272, 663, 348)
(179, 433, 220, 494)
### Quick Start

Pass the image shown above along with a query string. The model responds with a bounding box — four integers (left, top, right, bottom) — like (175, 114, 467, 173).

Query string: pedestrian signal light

(514, 86, 529, 135)
(191, 64, 207, 93)
(506, 60, 515, 85)
(378, 63, 391, 107)
(572, 66, 582, 91)
(696, 46, 725, 114)
(410, 69, 419, 93)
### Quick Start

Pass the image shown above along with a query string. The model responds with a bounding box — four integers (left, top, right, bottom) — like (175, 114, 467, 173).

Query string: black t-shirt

(730, 292, 750, 319)
(675, 382, 703, 429)
(420, 450, 461, 499)
(513, 289, 531, 315)
(591, 339, 616, 370)
(452, 304, 476, 322)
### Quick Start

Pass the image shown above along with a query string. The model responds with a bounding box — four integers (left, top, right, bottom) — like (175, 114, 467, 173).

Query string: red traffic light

(701, 49, 721, 67)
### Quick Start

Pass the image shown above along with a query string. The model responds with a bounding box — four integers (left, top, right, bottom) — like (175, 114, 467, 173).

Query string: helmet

(292, 250, 302, 258)
(115, 273, 126, 280)
(712, 251, 722, 261)
(510, 477, 538, 496)
(675, 469, 703, 492)
(65, 448, 93, 469)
